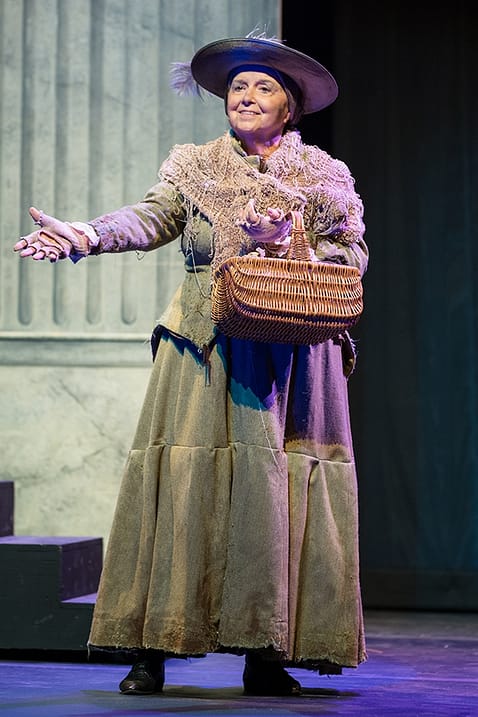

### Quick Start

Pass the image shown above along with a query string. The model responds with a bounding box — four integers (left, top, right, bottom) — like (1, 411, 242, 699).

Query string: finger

(38, 229, 72, 256)
(245, 199, 260, 224)
(267, 207, 282, 221)
(268, 209, 290, 228)
(237, 202, 258, 228)
(29, 206, 43, 225)
(30, 208, 67, 236)
(18, 246, 36, 257)
(14, 237, 30, 252)
(48, 251, 60, 263)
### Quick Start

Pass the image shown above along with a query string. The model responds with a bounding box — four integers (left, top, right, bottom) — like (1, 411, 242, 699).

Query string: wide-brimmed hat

(190, 37, 338, 114)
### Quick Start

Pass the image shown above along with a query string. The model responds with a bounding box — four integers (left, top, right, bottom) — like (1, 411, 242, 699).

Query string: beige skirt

(89, 329, 366, 670)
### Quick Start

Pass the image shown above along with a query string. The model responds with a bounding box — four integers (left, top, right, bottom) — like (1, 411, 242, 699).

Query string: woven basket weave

(211, 211, 363, 345)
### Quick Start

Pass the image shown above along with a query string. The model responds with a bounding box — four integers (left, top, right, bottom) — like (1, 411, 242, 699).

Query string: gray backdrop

(0, 0, 280, 543)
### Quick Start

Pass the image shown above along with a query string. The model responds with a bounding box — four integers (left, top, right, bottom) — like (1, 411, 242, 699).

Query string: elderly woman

(14, 35, 368, 697)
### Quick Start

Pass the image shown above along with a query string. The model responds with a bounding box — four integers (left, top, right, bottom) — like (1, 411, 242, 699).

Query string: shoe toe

(119, 660, 164, 695)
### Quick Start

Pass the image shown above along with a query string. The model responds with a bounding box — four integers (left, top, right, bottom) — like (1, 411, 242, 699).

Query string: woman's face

(226, 71, 290, 147)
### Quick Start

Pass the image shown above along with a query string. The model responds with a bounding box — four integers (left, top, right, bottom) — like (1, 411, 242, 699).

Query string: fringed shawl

(159, 130, 364, 273)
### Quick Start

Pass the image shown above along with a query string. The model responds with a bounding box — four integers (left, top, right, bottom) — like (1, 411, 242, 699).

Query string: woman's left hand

(237, 199, 292, 244)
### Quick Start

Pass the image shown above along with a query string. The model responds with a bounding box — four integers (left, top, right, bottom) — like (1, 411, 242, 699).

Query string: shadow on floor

(1, 610, 477, 716)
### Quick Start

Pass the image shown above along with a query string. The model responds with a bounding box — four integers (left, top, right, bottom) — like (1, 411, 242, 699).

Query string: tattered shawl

(159, 130, 364, 273)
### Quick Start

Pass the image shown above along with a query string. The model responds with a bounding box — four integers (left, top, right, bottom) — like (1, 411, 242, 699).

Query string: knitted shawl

(159, 130, 361, 273)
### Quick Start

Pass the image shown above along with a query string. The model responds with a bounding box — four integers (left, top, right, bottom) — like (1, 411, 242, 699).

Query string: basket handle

(286, 211, 312, 261)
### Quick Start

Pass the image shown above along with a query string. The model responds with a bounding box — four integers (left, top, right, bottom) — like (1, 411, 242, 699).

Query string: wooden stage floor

(0, 610, 477, 716)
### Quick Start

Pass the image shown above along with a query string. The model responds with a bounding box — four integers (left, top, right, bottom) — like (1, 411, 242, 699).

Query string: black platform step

(0, 535, 102, 650)
(0, 481, 14, 536)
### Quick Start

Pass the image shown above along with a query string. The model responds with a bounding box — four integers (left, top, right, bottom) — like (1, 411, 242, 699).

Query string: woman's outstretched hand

(237, 199, 292, 245)
(13, 207, 91, 262)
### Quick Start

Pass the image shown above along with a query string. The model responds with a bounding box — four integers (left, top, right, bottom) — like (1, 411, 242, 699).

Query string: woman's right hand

(237, 199, 292, 244)
(13, 207, 91, 262)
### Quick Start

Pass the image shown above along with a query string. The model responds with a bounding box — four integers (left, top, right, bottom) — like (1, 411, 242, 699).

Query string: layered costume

(87, 128, 368, 672)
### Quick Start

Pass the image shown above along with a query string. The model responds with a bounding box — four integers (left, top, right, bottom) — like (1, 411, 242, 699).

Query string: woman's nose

(241, 87, 255, 103)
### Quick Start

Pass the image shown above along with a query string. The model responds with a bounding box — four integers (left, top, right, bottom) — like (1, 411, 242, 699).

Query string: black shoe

(119, 657, 165, 695)
(243, 651, 301, 696)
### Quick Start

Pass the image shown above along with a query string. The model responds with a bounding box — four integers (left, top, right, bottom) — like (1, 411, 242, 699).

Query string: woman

(14, 35, 368, 696)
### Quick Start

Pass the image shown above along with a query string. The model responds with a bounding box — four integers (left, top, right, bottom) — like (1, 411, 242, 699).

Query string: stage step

(0, 482, 102, 651)
(0, 481, 14, 536)
(0, 535, 102, 650)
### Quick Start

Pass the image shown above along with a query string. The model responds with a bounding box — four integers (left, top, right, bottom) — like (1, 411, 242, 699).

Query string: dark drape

(283, 0, 478, 610)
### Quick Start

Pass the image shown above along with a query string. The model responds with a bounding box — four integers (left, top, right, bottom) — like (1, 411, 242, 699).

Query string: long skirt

(88, 329, 366, 671)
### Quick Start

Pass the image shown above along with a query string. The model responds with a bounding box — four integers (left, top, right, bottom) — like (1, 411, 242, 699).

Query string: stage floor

(0, 610, 477, 716)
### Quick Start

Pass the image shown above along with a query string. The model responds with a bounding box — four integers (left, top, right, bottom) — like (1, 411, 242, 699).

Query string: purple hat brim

(190, 37, 338, 114)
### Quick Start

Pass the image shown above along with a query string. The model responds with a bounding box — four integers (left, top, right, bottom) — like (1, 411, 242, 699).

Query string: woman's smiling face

(226, 71, 290, 148)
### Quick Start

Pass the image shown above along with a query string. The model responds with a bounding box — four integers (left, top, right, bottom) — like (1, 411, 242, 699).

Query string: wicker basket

(211, 210, 363, 344)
